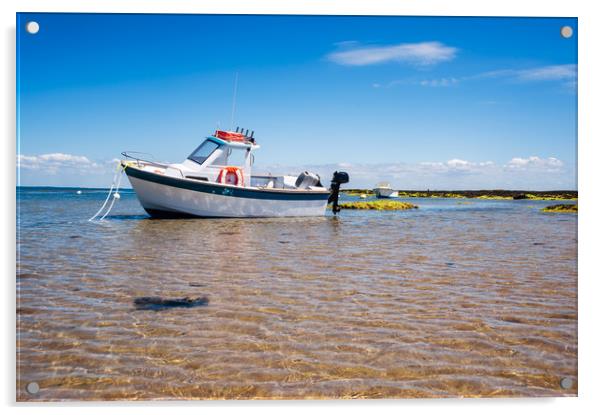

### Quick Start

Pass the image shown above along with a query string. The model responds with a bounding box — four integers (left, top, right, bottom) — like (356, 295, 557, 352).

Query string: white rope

(99, 170, 124, 221)
(89, 162, 122, 221)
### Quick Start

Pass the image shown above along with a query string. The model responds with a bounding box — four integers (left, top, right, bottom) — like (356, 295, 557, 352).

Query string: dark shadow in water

(133, 296, 209, 311)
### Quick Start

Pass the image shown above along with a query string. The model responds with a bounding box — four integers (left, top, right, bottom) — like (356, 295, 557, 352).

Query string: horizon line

(16, 185, 578, 192)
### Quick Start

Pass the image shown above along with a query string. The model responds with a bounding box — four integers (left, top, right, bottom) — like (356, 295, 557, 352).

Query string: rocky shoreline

(343, 189, 577, 201)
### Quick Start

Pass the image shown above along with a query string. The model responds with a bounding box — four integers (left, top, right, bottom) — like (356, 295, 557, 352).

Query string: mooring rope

(98, 168, 124, 221)
(89, 162, 125, 222)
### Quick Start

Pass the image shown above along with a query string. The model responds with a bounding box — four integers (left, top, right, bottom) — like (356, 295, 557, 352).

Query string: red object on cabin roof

(214, 130, 246, 142)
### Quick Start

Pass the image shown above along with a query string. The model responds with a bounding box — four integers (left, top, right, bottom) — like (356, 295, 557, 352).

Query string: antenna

(230, 72, 239, 131)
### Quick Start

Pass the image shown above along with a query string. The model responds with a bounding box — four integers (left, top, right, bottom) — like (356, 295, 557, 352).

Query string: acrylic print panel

(16, 13, 577, 401)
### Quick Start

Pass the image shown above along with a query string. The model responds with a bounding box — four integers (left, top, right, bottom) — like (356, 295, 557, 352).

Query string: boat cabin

(156, 129, 322, 190)
(162, 130, 259, 187)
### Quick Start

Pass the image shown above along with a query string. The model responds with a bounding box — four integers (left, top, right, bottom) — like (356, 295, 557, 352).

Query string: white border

(3, 1, 601, 414)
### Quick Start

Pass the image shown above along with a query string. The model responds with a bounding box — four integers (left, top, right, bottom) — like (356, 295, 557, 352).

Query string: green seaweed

(475, 195, 513, 200)
(343, 189, 577, 200)
(338, 200, 418, 211)
(525, 194, 578, 201)
(342, 189, 375, 196)
(541, 204, 578, 213)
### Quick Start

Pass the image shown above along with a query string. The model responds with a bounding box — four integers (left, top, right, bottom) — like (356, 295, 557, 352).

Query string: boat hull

(124, 166, 330, 218)
(374, 189, 399, 198)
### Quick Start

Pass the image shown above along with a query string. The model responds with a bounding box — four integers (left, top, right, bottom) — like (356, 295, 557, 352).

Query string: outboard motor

(295, 171, 322, 189)
(328, 171, 349, 214)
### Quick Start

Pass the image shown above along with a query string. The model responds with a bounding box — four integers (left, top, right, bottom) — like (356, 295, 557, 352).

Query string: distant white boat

(373, 182, 398, 198)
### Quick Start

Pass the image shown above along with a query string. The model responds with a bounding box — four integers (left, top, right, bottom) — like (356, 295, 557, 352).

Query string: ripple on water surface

(16, 190, 577, 400)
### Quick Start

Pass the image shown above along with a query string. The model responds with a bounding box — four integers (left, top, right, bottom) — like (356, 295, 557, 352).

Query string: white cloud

(505, 156, 564, 171)
(381, 64, 577, 90)
(476, 64, 577, 83)
(515, 64, 577, 82)
(446, 158, 470, 168)
(419, 159, 494, 171)
(327, 41, 458, 66)
(256, 155, 573, 190)
(17, 153, 96, 171)
(419, 77, 459, 87)
(16, 153, 117, 175)
(16, 152, 574, 190)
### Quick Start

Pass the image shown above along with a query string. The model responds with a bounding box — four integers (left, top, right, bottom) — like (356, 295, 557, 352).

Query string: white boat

(373, 182, 399, 198)
(121, 129, 349, 218)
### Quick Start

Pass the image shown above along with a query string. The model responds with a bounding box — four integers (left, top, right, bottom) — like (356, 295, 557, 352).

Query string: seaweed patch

(134, 296, 209, 311)
(541, 204, 578, 213)
(338, 200, 418, 211)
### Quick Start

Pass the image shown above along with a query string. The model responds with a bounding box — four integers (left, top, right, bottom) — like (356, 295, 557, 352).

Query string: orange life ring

(217, 166, 244, 187)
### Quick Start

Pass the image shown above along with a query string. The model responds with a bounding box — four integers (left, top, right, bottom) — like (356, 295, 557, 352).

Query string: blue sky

(17, 13, 577, 189)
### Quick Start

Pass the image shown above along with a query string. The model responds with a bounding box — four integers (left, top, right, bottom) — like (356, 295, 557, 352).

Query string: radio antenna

(230, 72, 239, 131)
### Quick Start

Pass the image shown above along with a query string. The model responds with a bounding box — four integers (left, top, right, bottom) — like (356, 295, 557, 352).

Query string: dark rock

(134, 296, 209, 311)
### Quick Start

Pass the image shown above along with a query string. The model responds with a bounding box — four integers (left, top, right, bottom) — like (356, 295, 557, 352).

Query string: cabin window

(226, 148, 246, 167)
(188, 140, 219, 165)
(210, 147, 247, 167)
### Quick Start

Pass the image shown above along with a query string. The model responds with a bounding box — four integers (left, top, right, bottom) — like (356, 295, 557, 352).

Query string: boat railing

(121, 151, 186, 178)
(121, 151, 167, 168)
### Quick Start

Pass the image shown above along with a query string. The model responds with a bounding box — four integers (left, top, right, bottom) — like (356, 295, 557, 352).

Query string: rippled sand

(16, 190, 577, 400)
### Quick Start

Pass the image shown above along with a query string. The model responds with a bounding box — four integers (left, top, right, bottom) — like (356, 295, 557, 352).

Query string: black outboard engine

(328, 171, 349, 214)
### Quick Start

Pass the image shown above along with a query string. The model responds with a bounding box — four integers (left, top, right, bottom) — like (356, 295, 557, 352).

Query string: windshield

(211, 147, 246, 167)
(188, 140, 219, 165)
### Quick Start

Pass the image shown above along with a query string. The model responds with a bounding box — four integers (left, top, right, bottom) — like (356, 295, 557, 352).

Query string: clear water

(16, 187, 577, 400)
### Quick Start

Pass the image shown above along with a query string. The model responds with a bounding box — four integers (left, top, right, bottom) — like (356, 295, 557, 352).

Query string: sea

(16, 187, 577, 400)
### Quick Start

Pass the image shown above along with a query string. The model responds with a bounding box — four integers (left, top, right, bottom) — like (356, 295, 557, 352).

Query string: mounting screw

(560, 26, 573, 39)
(560, 377, 573, 389)
(26, 382, 40, 394)
(26, 21, 40, 35)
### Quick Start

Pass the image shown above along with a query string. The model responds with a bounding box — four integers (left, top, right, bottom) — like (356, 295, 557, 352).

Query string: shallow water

(16, 187, 577, 400)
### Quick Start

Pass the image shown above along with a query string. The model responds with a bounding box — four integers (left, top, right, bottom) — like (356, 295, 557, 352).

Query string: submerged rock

(134, 296, 209, 311)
